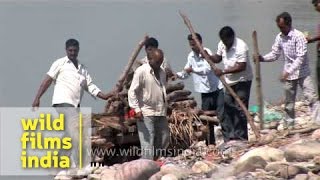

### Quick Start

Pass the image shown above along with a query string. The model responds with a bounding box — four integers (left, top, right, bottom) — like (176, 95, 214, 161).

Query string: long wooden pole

(179, 12, 260, 139)
(114, 35, 148, 92)
(252, 31, 264, 130)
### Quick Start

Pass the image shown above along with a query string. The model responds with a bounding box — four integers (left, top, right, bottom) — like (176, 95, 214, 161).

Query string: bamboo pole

(252, 31, 264, 129)
(179, 12, 260, 139)
(114, 35, 148, 92)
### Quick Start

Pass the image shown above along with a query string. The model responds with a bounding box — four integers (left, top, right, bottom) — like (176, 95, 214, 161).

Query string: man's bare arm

(32, 75, 53, 107)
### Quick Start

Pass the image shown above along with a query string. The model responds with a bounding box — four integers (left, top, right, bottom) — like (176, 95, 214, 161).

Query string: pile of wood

(90, 73, 221, 163)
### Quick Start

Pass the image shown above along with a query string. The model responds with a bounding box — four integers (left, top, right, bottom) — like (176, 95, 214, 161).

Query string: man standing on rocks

(176, 33, 223, 145)
(258, 12, 319, 128)
(207, 26, 253, 142)
(136, 37, 174, 79)
(128, 49, 170, 160)
(307, 0, 320, 98)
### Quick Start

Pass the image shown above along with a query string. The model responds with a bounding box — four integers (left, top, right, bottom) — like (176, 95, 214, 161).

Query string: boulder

(160, 164, 191, 179)
(265, 162, 308, 179)
(233, 156, 267, 175)
(312, 129, 320, 140)
(192, 161, 217, 174)
(114, 159, 160, 180)
(101, 169, 117, 180)
(284, 141, 320, 162)
(237, 146, 285, 163)
(161, 174, 179, 180)
(294, 174, 309, 180)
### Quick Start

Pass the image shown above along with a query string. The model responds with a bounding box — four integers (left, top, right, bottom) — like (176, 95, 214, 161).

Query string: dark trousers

(201, 89, 224, 145)
(221, 81, 251, 142)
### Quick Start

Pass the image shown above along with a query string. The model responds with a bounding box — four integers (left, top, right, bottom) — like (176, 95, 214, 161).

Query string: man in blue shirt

(176, 33, 224, 145)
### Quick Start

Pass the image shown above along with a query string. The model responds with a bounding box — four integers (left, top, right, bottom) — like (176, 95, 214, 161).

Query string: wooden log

(113, 35, 149, 93)
(169, 96, 194, 103)
(252, 31, 264, 129)
(167, 90, 192, 102)
(166, 82, 185, 94)
(179, 12, 260, 139)
(170, 99, 197, 109)
(199, 115, 219, 124)
(201, 110, 217, 116)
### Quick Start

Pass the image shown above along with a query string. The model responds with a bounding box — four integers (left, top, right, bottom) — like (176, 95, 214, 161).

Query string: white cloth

(47, 56, 101, 107)
(176, 47, 223, 93)
(128, 63, 167, 116)
(217, 37, 253, 85)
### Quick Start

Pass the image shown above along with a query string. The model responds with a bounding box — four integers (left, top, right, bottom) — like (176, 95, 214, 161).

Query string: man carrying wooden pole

(179, 12, 260, 140)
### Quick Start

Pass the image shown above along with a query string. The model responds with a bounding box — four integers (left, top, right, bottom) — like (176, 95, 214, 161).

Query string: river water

(0, 0, 318, 179)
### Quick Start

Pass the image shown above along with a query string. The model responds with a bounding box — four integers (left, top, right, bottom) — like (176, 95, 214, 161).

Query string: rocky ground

(54, 101, 320, 180)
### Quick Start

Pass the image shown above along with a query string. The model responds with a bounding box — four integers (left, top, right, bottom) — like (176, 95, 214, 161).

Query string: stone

(88, 174, 101, 180)
(265, 162, 307, 179)
(285, 141, 320, 162)
(161, 174, 179, 180)
(233, 156, 267, 175)
(101, 169, 117, 180)
(191, 161, 217, 174)
(160, 164, 191, 179)
(312, 129, 320, 140)
(114, 159, 160, 180)
(314, 156, 320, 165)
(94, 168, 103, 174)
(294, 174, 309, 180)
(237, 146, 284, 163)
(149, 171, 164, 180)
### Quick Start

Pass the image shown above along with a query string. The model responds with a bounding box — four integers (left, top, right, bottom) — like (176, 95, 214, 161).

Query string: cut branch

(252, 31, 264, 129)
(113, 35, 148, 92)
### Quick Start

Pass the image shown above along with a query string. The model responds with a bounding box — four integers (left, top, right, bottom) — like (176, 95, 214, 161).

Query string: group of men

(33, 5, 320, 163)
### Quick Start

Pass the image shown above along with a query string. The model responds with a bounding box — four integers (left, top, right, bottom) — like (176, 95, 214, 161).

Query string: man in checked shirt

(258, 12, 319, 129)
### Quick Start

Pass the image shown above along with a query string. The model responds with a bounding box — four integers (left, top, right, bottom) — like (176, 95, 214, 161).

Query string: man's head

(65, 39, 79, 61)
(219, 26, 235, 50)
(276, 12, 292, 36)
(149, 49, 164, 71)
(145, 37, 159, 59)
(188, 33, 202, 55)
(312, 0, 320, 12)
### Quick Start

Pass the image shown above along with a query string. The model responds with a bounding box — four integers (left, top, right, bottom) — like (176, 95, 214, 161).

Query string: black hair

(187, 33, 202, 42)
(65, 39, 79, 48)
(312, 0, 319, 5)
(276, 12, 292, 26)
(219, 26, 235, 39)
(145, 37, 158, 49)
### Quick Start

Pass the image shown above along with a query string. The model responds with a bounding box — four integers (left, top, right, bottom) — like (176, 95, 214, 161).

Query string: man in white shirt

(208, 26, 253, 142)
(32, 39, 115, 168)
(136, 37, 174, 78)
(176, 33, 224, 145)
(128, 49, 169, 160)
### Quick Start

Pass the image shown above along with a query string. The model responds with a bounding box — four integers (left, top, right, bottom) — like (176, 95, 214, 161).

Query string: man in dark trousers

(208, 26, 253, 142)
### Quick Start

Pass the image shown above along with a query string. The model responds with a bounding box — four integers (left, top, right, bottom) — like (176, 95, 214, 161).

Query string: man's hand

(170, 74, 178, 81)
(185, 67, 193, 74)
(214, 68, 224, 77)
(280, 72, 289, 82)
(135, 111, 143, 120)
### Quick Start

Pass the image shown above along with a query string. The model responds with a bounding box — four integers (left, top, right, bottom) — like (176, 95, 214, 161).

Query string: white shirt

(47, 56, 101, 107)
(176, 47, 223, 93)
(128, 63, 167, 116)
(217, 38, 253, 85)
